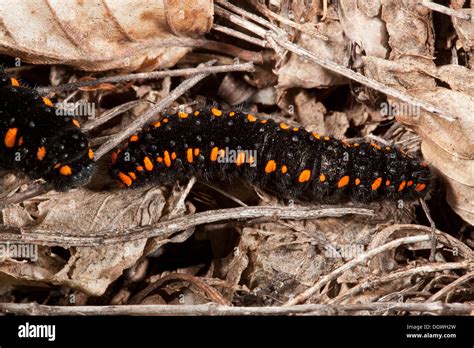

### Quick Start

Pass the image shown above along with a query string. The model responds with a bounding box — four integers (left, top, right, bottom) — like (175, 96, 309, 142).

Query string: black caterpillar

(111, 107, 431, 202)
(0, 68, 94, 191)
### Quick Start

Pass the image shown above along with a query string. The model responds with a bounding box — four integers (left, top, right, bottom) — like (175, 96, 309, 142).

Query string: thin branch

(0, 206, 374, 247)
(427, 271, 474, 302)
(0, 301, 471, 316)
(215, 0, 285, 36)
(212, 24, 268, 48)
(128, 273, 230, 305)
(215, 0, 458, 121)
(284, 234, 433, 306)
(420, 198, 437, 261)
(329, 261, 473, 305)
(83, 100, 151, 133)
(37, 62, 255, 94)
(249, 0, 328, 40)
(270, 34, 458, 122)
(421, 0, 471, 20)
(93, 60, 217, 160)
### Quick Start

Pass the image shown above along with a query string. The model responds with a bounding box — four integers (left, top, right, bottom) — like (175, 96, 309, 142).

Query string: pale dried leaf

(339, 0, 388, 58)
(0, 0, 213, 71)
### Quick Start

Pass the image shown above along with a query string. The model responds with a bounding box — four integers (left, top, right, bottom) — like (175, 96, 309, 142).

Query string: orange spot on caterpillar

(323, 136, 330, 141)
(60, 165, 72, 176)
(163, 118, 169, 123)
(128, 172, 137, 180)
(187, 148, 194, 163)
(398, 181, 406, 192)
(111, 152, 118, 164)
(54, 163, 61, 169)
(236, 152, 245, 166)
(280, 122, 289, 130)
(265, 160, 277, 173)
(293, 127, 299, 132)
(164, 151, 171, 167)
(118, 172, 132, 187)
(43, 97, 53, 107)
(72, 119, 81, 128)
(319, 174, 326, 182)
(130, 135, 140, 142)
(229, 111, 235, 117)
(153, 121, 161, 128)
(355, 178, 361, 186)
(4, 128, 18, 148)
(144, 156, 153, 171)
(156, 157, 163, 163)
(371, 177, 382, 190)
(312, 132, 321, 140)
(178, 112, 188, 119)
(171, 152, 177, 160)
(407, 180, 413, 187)
(88, 148, 94, 160)
(281, 165, 288, 174)
(353, 143, 360, 147)
(194, 111, 200, 116)
(211, 108, 222, 117)
(415, 183, 426, 192)
(298, 169, 311, 183)
(337, 175, 350, 188)
(194, 148, 200, 156)
(371, 143, 381, 150)
(136, 165, 144, 171)
(37, 146, 46, 161)
(18, 137, 23, 146)
(385, 179, 391, 187)
(210, 147, 219, 161)
(260, 120, 268, 124)
(10, 78, 19, 87)
(247, 114, 257, 122)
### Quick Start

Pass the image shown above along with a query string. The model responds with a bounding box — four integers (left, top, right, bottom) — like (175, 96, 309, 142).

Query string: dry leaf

(397, 89, 474, 225)
(339, 0, 388, 58)
(0, 188, 167, 295)
(0, 0, 213, 71)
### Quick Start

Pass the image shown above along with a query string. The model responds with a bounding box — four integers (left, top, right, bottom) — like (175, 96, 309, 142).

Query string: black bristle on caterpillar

(111, 107, 432, 203)
(0, 68, 94, 191)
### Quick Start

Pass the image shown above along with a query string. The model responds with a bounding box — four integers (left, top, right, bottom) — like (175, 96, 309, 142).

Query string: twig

(93, 60, 217, 160)
(128, 273, 230, 305)
(212, 24, 268, 48)
(0, 206, 374, 247)
(420, 198, 437, 261)
(215, 0, 285, 37)
(198, 181, 248, 207)
(270, 34, 458, 122)
(37, 62, 255, 95)
(0, 301, 471, 316)
(249, 0, 328, 40)
(421, 0, 471, 20)
(0, 182, 52, 209)
(284, 234, 433, 306)
(328, 261, 473, 304)
(427, 271, 474, 302)
(83, 100, 151, 132)
(214, 0, 458, 121)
